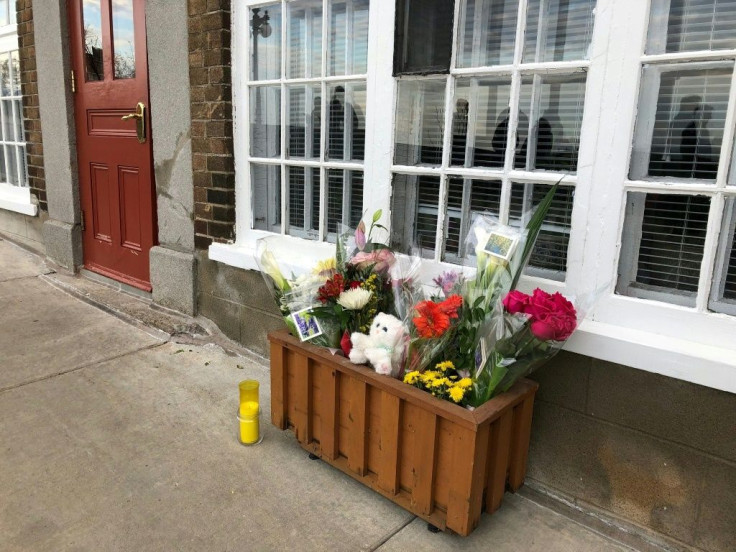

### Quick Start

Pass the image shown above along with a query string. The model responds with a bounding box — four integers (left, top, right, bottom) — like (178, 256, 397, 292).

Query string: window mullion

(715, 63, 736, 189)
(318, 0, 329, 240)
(696, 193, 726, 310)
(499, 0, 528, 225)
(280, 1, 288, 235)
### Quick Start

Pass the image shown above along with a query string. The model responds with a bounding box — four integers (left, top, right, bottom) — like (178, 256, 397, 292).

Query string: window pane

(0, 53, 8, 96)
(0, 0, 7, 27)
(329, 0, 369, 76)
(631, 64, 731, 182)
(0, 146, 5, 183)
(83, 0, 104, 81)
(287, 166, 320, 239)
(327, 82, 366, 161)
(618, 192, 710, 305)
(326, 169, 364, 236)
(647, 0, 736, 54)
(252, 164, 281, 232)
(287, 85, 321, 159)
(5, 143, 17, 185)
(394, 0, 454, 74)
(288, 0, 322, 79)
(451, 78, 512, 168)
(10, 51, 19, 96)
(710, 197, 736, 313)
(444, 178, 502, 260)
(394, 79, 446, 166)
(515, 73, 587, 172)
(523, 0, 596, 63)
(14, 100, 24, 143)
(250, 86, 281, 158)
(112, 0, 136, 79)
(390, 173, 440, 257)
(457, 0, 518, 68)
(250, 4, 282, 81)
(509, 183, 574, 280)
(16, 145, 26, 186)
(1, 100, 12, 141)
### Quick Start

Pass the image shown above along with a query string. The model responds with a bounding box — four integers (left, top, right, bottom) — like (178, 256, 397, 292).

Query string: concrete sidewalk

(0, 237, 634, 551)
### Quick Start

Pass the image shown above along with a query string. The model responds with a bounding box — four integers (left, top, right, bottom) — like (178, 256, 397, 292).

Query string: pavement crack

(368, 516, 416, 551)
(0, 342, 168, 395)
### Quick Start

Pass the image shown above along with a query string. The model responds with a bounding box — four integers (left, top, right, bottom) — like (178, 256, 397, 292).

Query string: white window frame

(212, 0, 736, 394)
(0, 22, 35, 217)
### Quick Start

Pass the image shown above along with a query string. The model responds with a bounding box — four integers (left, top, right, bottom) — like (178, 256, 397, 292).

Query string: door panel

(90, 163, 111, 242)
(69, 0, 156, 291)
(119, 166, 142, 251)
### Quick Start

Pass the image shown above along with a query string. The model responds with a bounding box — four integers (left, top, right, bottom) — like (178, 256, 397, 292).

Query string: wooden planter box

(269, 329, 538, 536)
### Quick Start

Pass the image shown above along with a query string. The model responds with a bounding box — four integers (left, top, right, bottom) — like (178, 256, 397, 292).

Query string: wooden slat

(320, 368, 340, 460)
(410, 409, 437, 516)
(377, 391, 401, 495)
(446, 424, 490, 535)
(293, 354, 312, 445)
(347, 378, 368, 476)
(269, 330, 478, 429)
(485, 410, 513, 514)
(269, 341, 287, 430)
(508, 396, 535, 491)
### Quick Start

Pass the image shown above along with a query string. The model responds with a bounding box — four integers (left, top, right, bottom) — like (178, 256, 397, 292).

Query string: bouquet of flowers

(469, 288, 580, 406)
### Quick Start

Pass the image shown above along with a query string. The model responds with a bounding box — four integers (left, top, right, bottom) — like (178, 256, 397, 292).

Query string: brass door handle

(121, 102, 146, 143)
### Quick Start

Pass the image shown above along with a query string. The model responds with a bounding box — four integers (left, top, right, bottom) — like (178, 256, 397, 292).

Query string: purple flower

(433, 271, 461, 295)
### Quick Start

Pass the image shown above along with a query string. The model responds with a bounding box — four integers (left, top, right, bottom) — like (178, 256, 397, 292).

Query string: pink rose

(525, 289, 577, 341)
(530, 311, 577, 341)
(503, 290, 530, 314)
(350, 248, 395, 274)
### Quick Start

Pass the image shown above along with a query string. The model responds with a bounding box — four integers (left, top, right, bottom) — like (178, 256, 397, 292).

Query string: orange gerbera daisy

(413, 300, 451, 338)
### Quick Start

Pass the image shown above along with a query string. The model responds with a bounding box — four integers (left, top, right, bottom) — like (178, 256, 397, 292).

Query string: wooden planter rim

(268, 329, 538, 432)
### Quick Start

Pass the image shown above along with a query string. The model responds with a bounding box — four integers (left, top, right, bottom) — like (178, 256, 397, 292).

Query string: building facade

(1, 1, 734, 549)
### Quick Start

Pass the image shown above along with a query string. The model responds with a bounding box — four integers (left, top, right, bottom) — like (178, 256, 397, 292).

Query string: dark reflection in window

(83, 0, 104, 81)
(642, 68, 730, 182)
(327, 84, 366, 161)
(394, 0, 454, 75)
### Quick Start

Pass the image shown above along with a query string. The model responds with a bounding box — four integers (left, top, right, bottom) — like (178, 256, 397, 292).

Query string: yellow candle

(239, 401, 260, 445)
(239, 380, 259, 414)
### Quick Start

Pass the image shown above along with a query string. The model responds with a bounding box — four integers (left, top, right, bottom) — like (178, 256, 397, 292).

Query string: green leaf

(510, 179, 562, 290)
(372, 209, 383, 223)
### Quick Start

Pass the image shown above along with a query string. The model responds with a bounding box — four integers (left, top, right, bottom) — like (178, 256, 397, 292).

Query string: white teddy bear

(349, 313, 407, 377)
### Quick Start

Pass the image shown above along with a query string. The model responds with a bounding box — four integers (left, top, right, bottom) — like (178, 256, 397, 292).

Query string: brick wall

(16, 0, 46, 211)
(188, 0, 235, 250)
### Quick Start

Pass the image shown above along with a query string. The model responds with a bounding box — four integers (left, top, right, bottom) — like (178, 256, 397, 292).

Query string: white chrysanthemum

(337, 287, 372, 310)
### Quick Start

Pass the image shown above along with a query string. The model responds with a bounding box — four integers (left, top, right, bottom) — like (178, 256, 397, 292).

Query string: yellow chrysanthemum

(435, 361, 455, 372)
(449, 386, 465, 403)
(420, 370, 439, 384)
(430, 377, 450, 388)
(313, 257, 337, 276)
(403, 371, 420, 385)
(457, 378, 473, 389)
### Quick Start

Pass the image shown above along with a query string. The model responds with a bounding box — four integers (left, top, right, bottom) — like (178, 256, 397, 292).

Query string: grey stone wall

(528, 353, 736, 551)
(196, 255, 736, 551)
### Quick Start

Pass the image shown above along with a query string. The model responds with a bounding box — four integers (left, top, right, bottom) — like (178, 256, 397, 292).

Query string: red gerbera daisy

(438, 294, 463, 319)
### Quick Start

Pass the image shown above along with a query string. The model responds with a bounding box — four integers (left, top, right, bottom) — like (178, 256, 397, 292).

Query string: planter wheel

(308, 453, 320, 460)
(427, 523, 441, 534)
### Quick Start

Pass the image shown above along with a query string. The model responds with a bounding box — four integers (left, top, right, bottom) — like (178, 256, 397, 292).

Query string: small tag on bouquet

(291, 307, 324, 342)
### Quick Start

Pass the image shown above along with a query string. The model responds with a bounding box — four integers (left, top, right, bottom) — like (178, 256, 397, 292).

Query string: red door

(68, 0, 156, 291)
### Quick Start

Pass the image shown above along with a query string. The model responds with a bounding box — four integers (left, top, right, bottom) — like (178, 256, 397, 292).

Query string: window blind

(620, 193, 710, 301)
(648, 0, 736, 54)
(457, 0, 518, 68)
(523, 0, 596, 63)
(640, 66, 731, 182)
